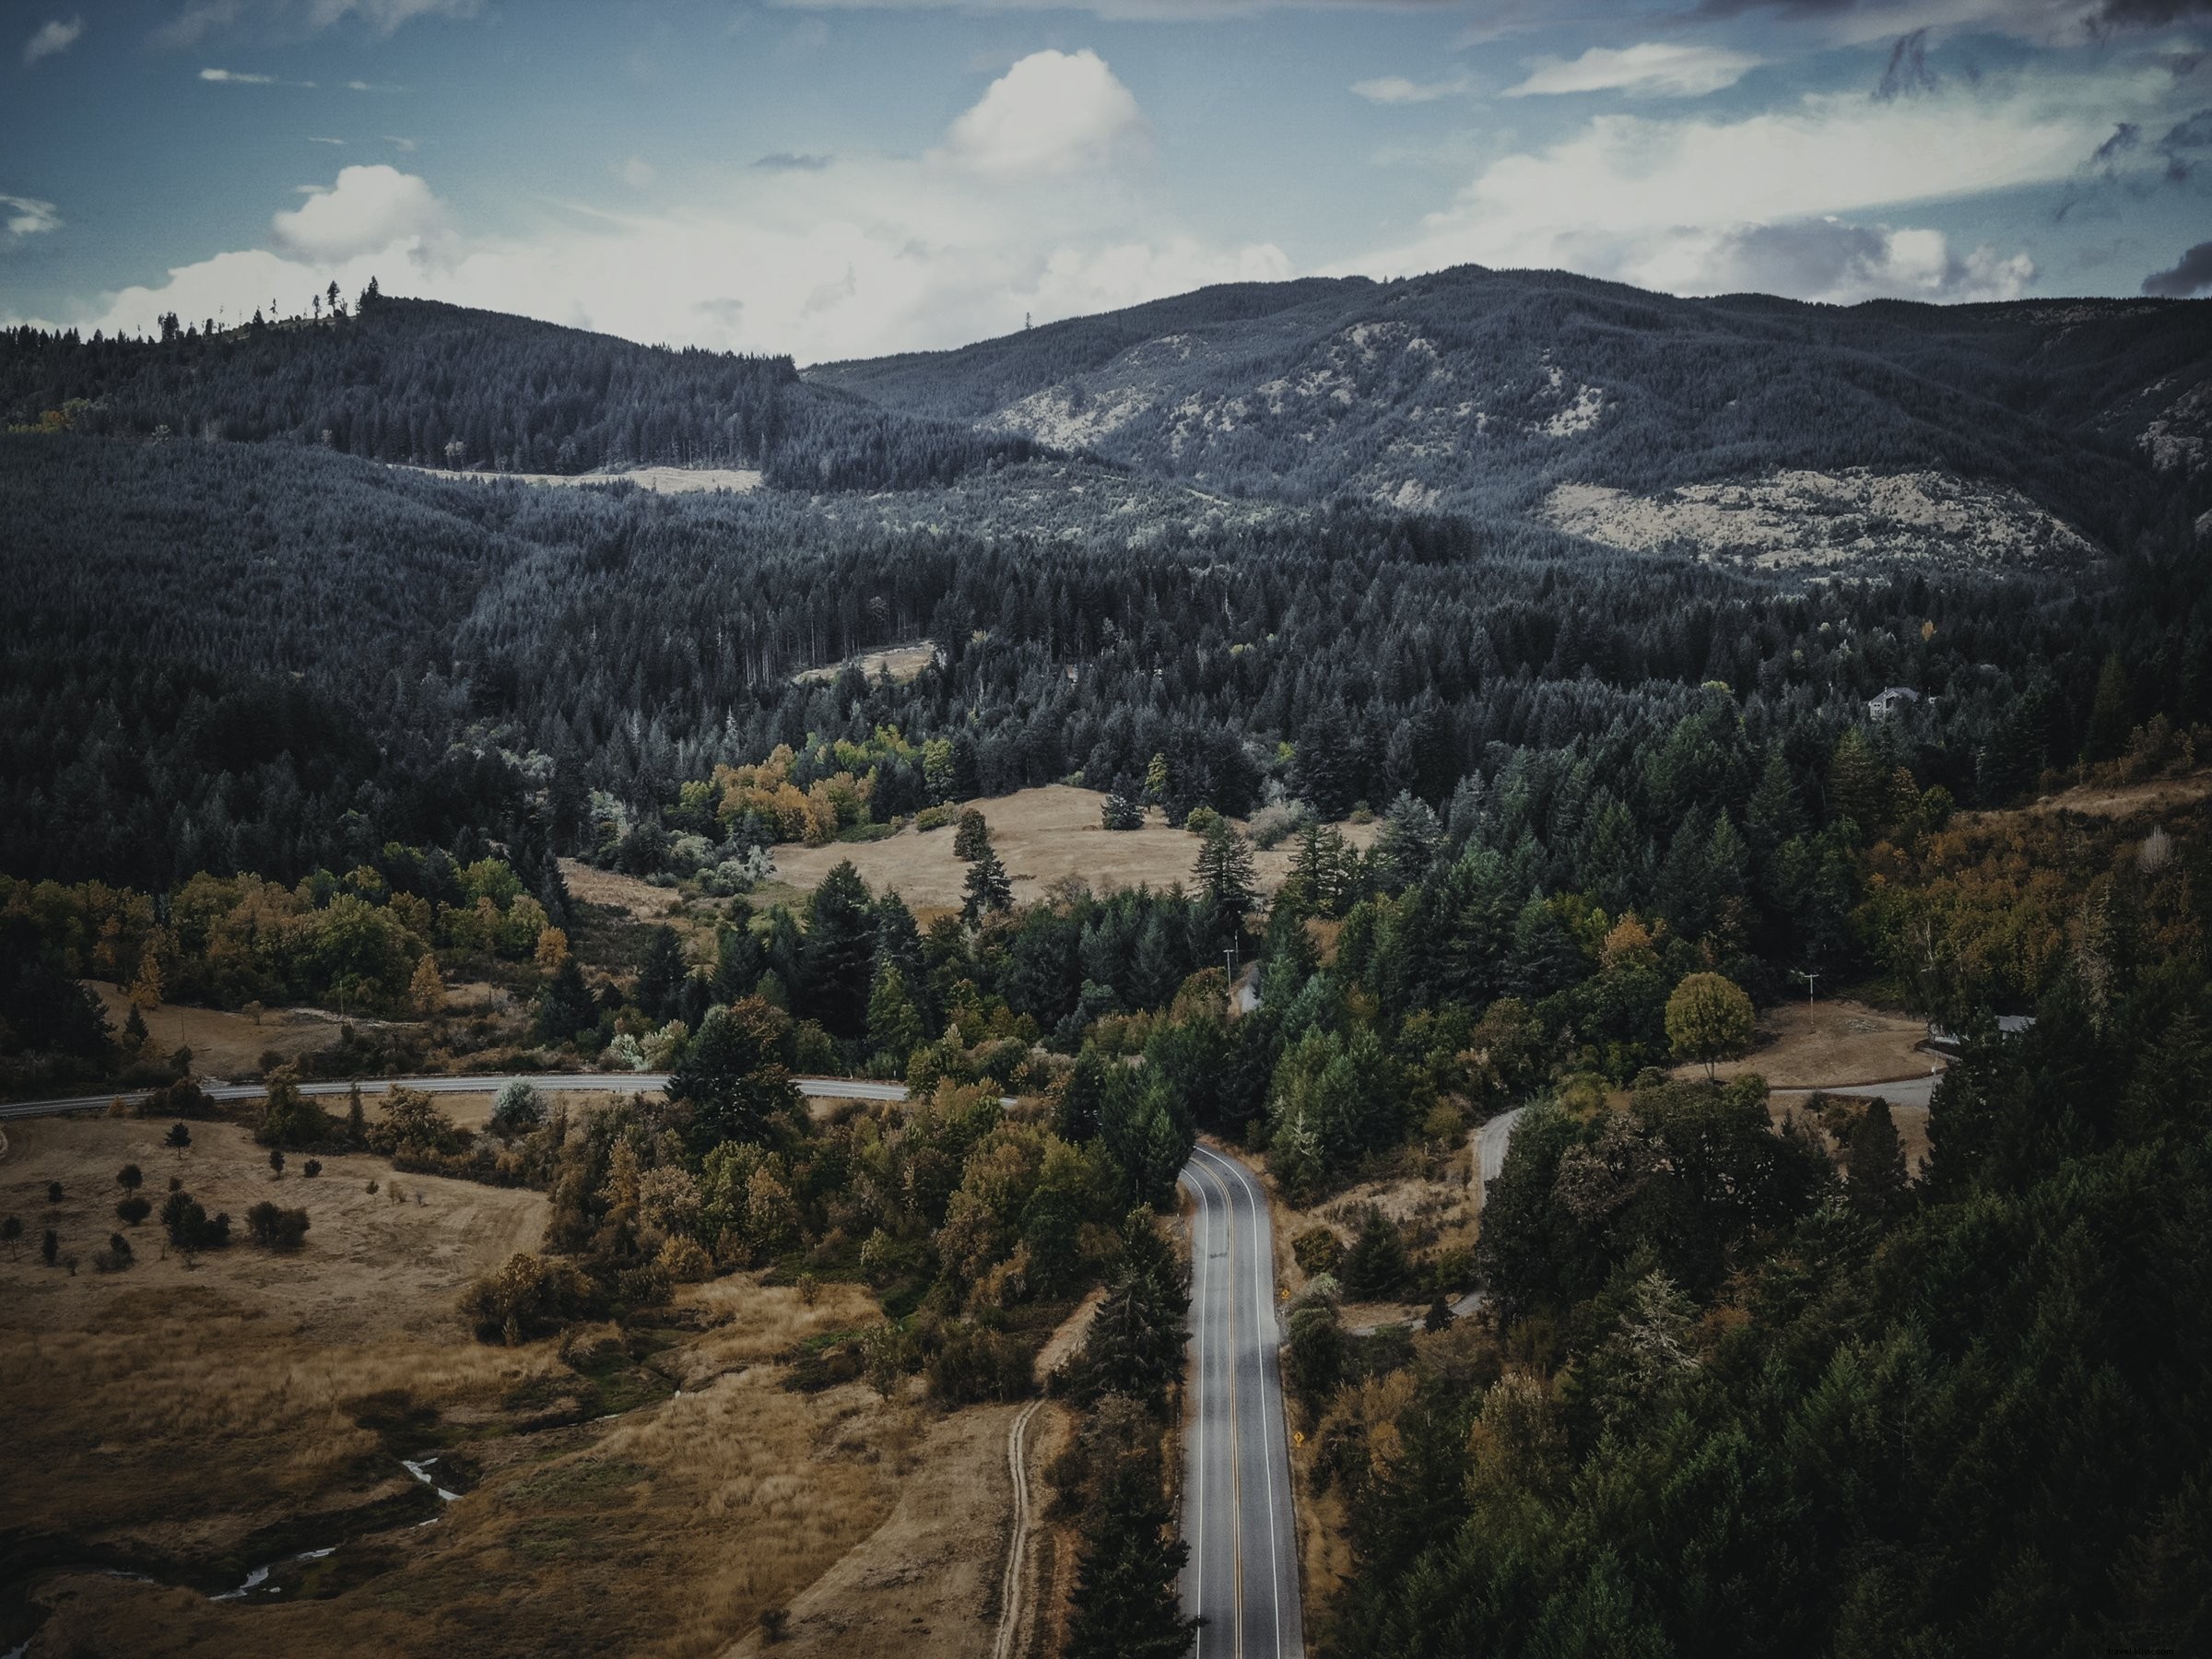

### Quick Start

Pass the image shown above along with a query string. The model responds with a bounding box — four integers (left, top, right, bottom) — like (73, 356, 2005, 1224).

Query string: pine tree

(865, 962, 924, 1072)
(637, 925, 686, 1021)
(1192, 819, 1257, 946)
(961, 844, 1013, 924)
(1065, 1443, 1198, 1659)
(1847, 1097, 1909, 1218)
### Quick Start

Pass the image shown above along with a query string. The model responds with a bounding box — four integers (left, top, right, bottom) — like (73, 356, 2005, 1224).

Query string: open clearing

(793, 640, 940, 686)
(1686, 997, 1940, 1089)
(771, 785, 1376, 917)
(397, 464, 762, 494)
(0, 1109, 984, 1659)
(85, 982, 387, 1082)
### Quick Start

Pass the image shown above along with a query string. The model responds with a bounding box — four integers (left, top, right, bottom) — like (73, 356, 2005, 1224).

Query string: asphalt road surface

(1182, 1142, 1304, 1659)
(0, 1074, 912, 1122)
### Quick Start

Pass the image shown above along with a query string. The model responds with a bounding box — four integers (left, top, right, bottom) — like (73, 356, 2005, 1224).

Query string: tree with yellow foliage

(408, 953, 445, 1018)
(535, 925, 570, 973)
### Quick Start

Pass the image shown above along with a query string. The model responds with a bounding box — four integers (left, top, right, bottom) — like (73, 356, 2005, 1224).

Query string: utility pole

(1792, 967, 1818, 1008)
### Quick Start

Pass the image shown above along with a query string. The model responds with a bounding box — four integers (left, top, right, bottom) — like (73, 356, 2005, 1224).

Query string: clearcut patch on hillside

(1540, 468, 2100, 571)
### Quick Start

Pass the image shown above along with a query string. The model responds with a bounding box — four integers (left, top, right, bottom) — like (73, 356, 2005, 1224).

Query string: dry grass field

(1688, 997, 1941, 1089)
(772, 785, 1376, 918)
(0, 1110, 967, 1659)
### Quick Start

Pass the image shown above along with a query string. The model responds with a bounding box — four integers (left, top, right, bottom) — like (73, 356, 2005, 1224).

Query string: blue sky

(3, 0, 2208, 360)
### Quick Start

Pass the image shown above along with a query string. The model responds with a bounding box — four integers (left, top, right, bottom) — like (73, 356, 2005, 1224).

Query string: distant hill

(0, 297, 1048, 493)
(811, 266, 2212, 558)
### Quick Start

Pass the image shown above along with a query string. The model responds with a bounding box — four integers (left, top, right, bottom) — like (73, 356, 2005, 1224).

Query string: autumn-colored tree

(408, 954, 445, 1018)
(1665, 972, 1755, 1080)
(535, 925, 571, 973)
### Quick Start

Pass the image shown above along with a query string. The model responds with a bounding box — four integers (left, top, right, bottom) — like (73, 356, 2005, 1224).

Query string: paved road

(1182, 1143, 1303, 1659)
(1772, 1072, 1943, 1109)
(0, 1073, 912, 1123)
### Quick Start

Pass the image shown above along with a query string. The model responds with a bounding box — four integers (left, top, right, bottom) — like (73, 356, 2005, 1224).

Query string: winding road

(0, 1074, 914, 1123)
(1182, 1143, 1304, 1659)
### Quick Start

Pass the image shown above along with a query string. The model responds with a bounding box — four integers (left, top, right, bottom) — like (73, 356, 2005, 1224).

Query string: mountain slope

(0, 297, 1048, 492)
(810, 266, 2212, 558)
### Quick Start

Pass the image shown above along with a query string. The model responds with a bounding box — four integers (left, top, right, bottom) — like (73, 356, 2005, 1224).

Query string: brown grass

(792, 640, 939, 686)
(85, 982, 383, 1081)
(771, 785, 1376, 918)
(0, 1115, 979, 1659)
(1684, 997, 1941, 1089)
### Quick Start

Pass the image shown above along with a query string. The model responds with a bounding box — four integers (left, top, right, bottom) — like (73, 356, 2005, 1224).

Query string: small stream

(204, 1456, 461, 1604)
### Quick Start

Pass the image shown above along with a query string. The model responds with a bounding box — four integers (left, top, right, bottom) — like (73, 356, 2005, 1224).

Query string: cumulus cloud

(1505, 42, 1763, 100)
(270, 163, 446, 260)
(38, 140, 1286, 363)
(2143, 239, 2212, 295)
(22, 17, 83, 65)
(1353, 77, 2119, 293)
(3, 194, 62, 237)
(1351, 75, 1468, 104)
(1669, 217, 2034, 302)
(937, 49, 1146, 178)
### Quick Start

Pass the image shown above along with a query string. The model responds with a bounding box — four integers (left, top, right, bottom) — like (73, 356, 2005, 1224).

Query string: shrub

(488, 1079, 545, 1142)
(93, 1233, 134, 1273)
(46, 1181, 63, 1205)
(244, 1202, 312, 1250)
(1292, 1225, 1343, 1277)
(925, 1321, 1034, 1405)
(369, 1088, 470, 1158)
(1340, 1206, 1411, 1300)
(269, 1147, 286, 1177)
(758, 1608, 789, 1644)
(116, 1163, 143, 1192)
(302, 1159, 323, 1179)
(161, 1190, 230, 1250)
(115, 1194, 151, 1226)
(165, 1122, 191, 1150)
(458, 1251, 601, 1344)
(144, 1079, 218, 1120)
(913, 805, 951, 833)
(1184, 805, 1223, 837)
(256, 1066, 332, 1148)
(656, 1234, 713, 1283)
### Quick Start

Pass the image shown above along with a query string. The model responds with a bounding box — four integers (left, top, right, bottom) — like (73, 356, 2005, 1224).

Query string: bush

(160, 1189, 230, 1250)
(912, 805, 952, 833)
(93, 1232, 134, 1273)
(115, 1194, 151, 1226)
(116, 1163, 143, 1192)
(488, 1079, 545, 1141)
(1292, 1225, 1343, 1277)
(1184, 805, 1223, 837)
(369, 1087, 471, 1158)
(458, 1251, 602, 1344)
(925, 1321, 1035, 1405)
(1340, 1206, 1411, 1300)
(244, 1201, 312, 1250)
(302, 1159, 322, 1178)
(165, 1122, 191, 1149)
(46, 1181, 63, 1205)
(144, 1079, 218, 1120)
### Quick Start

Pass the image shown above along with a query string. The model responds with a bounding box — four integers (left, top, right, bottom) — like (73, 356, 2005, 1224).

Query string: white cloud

(22, 17, 84, 65)
(1352, 76, 2125, 300)
(156, 0, 472, 47)
(621, 156, 655, 190)
(33, 148, 1286, 363)
(309, 135, 347, 145)
(1351, 74, 1468, 104)
(3, 194, 62, 237)
(200, 66, 278, 82)
(938, 49, 1147, 179)
(1504, 43, 1762, 100)
(1643, 218, 2035, 303)
(270, 163, 446, 260)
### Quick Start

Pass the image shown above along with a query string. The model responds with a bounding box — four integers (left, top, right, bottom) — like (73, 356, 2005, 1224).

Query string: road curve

(1182, 1142, 1303, 1659)
(0, 1074, 913, 1123)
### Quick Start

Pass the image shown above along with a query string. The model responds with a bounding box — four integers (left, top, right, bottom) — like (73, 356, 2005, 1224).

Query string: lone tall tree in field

(962, 844, 1013, 924)
(951, 808, 991, 863)
(1666, 971, 1755, 1080)
(1192, 819, 1257, 947)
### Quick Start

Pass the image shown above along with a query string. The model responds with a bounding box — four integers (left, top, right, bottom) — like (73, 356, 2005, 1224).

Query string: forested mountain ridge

(811, 265, 2212, 555)
(0, 295, 1049, 491)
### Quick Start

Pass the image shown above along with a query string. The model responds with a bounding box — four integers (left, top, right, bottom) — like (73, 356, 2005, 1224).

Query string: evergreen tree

(636, 925, 686, 1022)
(1192, 819, 1258, 947)
(666, 998, 799, 1151)
(961, 843, 1013, 924)
(802, 860, 877, 1037)
(865, 962, 924, 1072)
(1846, 1096, 1910, 1218)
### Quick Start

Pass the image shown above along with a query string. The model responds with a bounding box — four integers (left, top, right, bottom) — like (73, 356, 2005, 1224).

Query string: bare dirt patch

(771, 786, 1376, 916)
(1682, 997, 1941, 1090)
(793, 640, 940, 686)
